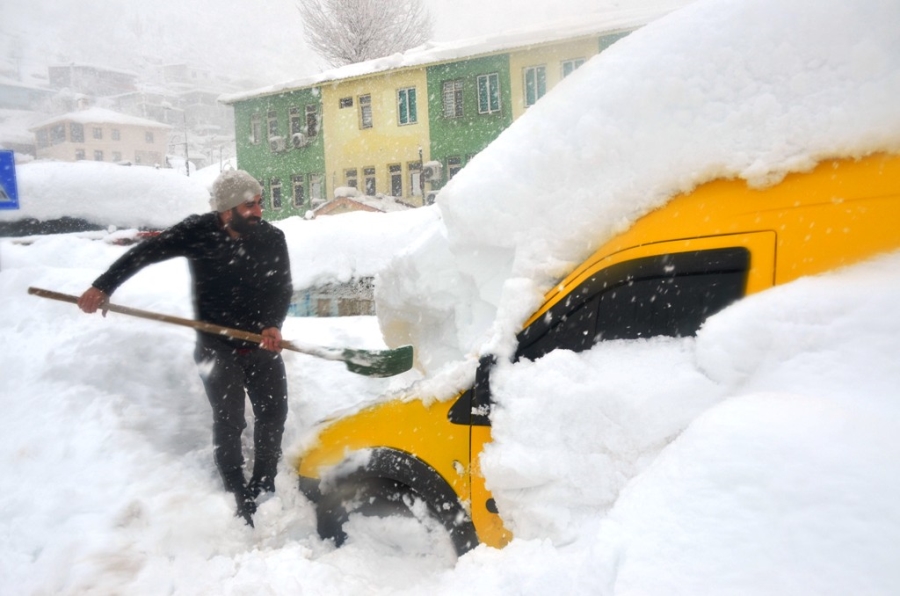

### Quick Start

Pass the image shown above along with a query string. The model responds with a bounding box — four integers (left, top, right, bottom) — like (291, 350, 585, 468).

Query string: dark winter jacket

(92, 212, 293, 348)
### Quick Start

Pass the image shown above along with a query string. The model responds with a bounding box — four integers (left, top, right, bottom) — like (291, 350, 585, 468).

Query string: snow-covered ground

(2, 0, 900, 594)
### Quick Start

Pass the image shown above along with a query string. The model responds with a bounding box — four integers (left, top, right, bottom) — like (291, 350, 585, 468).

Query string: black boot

(234, 488, 257, 527)
(248, 457, 278, 499)
(222, 469, 256, 527)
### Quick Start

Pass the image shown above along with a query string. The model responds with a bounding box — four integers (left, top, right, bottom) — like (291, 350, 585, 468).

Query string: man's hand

(78, 287, 110, 316)
(260, 327, 283, 353)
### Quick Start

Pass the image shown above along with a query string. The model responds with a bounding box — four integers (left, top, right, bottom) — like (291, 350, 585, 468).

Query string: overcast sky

(0, 0, 690, 88)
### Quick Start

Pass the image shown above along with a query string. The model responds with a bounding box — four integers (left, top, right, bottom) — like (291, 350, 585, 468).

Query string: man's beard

(229, 208, 261, 236)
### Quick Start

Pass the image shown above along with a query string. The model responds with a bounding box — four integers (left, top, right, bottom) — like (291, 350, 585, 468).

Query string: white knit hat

(210, 170, 262, 212)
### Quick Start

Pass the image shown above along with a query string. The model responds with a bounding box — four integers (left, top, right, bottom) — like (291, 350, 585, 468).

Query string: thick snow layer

(0, 160, 211, 230)
(2, 230, 899, 595)
(376, 0, 900, 376)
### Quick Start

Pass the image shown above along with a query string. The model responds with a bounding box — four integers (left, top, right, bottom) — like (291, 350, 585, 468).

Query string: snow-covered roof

(0, 75, 54, 93)
(219, 7, 671, 104)
(47, 62, 139, 78)
(29, 107, 171, 130)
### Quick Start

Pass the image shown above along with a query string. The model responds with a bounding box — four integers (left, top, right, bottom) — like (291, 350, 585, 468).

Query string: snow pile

(4, 235, 899, 595)
(0, 160, 211, 230)
(376, 0, 900, 376)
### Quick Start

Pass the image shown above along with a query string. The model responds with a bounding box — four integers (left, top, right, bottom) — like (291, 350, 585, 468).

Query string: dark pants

(194, 337, 288, 496)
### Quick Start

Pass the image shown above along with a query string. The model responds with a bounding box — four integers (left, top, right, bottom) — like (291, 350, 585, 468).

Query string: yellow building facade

(321, 68, 431, 205)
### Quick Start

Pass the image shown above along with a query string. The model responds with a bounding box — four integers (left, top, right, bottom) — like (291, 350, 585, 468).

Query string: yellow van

(297, 153, 900, 555)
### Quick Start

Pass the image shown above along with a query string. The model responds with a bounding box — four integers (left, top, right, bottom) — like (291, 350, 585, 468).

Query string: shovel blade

(342, 345, 414, 377)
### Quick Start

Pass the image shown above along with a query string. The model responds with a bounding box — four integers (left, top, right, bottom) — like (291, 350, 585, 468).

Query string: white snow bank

(0, 160, 211, 229)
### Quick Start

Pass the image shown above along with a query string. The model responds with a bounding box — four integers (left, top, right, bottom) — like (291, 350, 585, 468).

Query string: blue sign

(0, 150, 20, 210)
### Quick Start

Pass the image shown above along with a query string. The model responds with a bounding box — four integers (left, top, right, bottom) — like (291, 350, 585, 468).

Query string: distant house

(47, 64, 138, 97)
(312, 193, 415, 217)
(30, 107, 170, 165)
(0, 76, 55, 111)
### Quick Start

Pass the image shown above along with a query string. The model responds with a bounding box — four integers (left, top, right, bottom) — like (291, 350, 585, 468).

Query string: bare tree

(298, 0, 432, 67)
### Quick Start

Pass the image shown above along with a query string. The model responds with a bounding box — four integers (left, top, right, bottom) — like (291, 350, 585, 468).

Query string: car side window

(515, 247, 750, 361)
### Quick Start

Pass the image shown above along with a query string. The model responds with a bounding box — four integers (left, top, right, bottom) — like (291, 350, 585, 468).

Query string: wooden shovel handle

(27, 286, 289, 349)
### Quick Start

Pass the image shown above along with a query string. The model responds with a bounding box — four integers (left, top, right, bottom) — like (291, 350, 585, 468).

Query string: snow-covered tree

(297, 0, 432, 67)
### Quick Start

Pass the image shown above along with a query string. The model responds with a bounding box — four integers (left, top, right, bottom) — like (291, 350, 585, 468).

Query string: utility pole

(183, 113, 190, 177)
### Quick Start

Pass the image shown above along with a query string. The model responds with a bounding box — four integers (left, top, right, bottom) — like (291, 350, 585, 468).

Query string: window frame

(524, 65, 547, 107)
(476, 73, 502, 115)
(269, 177, 283, 210)
(389, 164, 403, 197)
(267, 109, 278, 139)
(289, 106, 303, 137)
(561, 58, 586, 78)
(441, 79, 464, 119)
(50, 124, 66, 145)
(345, 168, 358, 189)
(250, 113, 261, 144)
(358, 94, 373, 129)
(305, 104, 319, 137)
(363, 166, 376, 196)
(309, 174, 323, 203)
(397, 87, 418, 125)
(70, 123, 84, 143)
(291, 174, 305, 208)
(408, 161, 422, 196)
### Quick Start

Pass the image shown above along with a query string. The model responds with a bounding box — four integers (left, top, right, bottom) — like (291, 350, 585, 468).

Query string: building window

(442, 79, 464, 118)
(135, 153, 142, 164)
(524, 65, 547, 107)
(363, 167, 376, 195)
(306, 104, 318, 136)
(310, 174, 323, 203)
(267, 110, 278, 138)
(398, 87, 417, 125)
(339, 97, 353, 108)
(92, 127, 103, 140)
(75, 149, 85, 160)
(408, 161, 422, 196)
(94, 150, 104, 161)
(111, 128, 121, 141)
(289, 107, 303, 137)
(112, 151, 122, 162)
(50, 124, 66, 145)
(291, 174, 305, 208)
(145, 131, 154, 143)
(477, 73, 501, 114)
(448, 156, 463, 179)
(270, 178, 282, 209)
(345, 168, 358, 188)
(562, 58, 585, 78)
(70, 123, 84, 143)
(389, 164, 402, 196)
(250, 114, 261, 144)
(358, 94, 372, 129)
(36, 129, 49, 148)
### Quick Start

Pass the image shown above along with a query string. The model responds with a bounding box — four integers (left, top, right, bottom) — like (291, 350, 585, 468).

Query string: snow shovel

(27, 286, 414, 378)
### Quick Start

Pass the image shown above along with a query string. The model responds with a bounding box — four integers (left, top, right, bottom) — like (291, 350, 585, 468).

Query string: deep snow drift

(2, 0, 900, 594)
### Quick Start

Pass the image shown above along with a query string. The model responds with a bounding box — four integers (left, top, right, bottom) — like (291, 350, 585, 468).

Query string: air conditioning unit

(422, 162, 443, 182)
(269, 136, 286, 152)
(291, 132, 309, 148)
